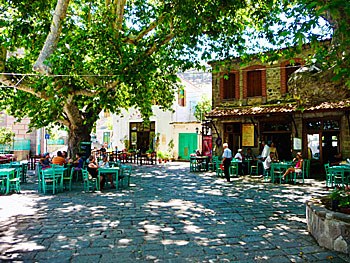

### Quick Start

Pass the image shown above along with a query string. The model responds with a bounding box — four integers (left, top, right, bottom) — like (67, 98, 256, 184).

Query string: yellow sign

(242, 124, 255, 146)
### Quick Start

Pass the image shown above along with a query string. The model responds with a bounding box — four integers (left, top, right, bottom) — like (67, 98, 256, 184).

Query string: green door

(179, 133, 198, 160)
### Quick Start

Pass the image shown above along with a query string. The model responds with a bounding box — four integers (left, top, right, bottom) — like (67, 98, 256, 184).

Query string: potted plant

(329, 186, 350, 213)
(163, 152, 170, 163)
(157, 151, 164, 163)
(146, 149, 153, 158)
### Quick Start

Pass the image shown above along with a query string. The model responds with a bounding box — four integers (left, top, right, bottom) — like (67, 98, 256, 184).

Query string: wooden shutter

(247, 70, 262, 97)
(223, 73, 235, 99)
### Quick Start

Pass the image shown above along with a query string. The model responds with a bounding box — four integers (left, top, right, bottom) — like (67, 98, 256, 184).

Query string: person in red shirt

(52, 151, 67, 166)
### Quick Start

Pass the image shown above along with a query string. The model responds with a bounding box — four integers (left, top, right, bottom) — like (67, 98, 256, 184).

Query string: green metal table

(98, 167, 119, 190)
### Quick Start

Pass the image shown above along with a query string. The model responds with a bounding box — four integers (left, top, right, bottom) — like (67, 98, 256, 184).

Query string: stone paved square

(0, 162, 349, 262)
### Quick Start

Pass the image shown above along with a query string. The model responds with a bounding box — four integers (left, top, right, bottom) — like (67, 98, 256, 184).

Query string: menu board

(242, 124, 255, 147)
(79, 141, 92, 161)
(293, 138, 302, 150)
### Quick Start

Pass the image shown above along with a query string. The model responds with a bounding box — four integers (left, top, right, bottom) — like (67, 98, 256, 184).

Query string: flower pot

(164, 159, 167, 163)
(332, 200, 340, 211)
(158, 159, 162, 164)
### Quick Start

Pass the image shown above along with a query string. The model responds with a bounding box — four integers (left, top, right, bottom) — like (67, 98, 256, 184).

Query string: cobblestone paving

(0, 162, 349, 262)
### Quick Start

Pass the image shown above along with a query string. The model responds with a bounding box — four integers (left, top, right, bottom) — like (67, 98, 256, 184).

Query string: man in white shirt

(261, 142, 271, 161)
(221, 143, 232, 182)
(263, 152, 275, 175)
(234, 149, 245, 175)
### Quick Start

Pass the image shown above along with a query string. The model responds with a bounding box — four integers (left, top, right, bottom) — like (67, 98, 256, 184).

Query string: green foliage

(0, 0, 349, 143)
(194, 95, 212, 122)
(0, 128, 15, 145)
(157, 151, 165, 159)
(330, 186, 350, 208)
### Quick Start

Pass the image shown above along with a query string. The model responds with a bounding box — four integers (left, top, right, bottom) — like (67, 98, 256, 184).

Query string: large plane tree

(0, 0, 348, 156)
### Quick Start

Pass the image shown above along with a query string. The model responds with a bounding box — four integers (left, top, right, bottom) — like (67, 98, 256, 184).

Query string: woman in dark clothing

(87, 155, 105, 190)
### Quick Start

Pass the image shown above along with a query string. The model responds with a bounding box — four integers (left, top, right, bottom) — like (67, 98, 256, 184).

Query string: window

(243, 65, 266, 99)
(285, 63, 301, 93)
(223, 73, 236, 99)
(178, 88, 186, 107)
(247, 71, 262, 97)
(306, 119, 339, 131)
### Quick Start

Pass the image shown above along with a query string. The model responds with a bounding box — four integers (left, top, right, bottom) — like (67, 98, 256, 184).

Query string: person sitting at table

(62, 151, 69, 162)
(98, 156, 115, 188)
(52, 151, 67, 166)
(269, 142, 279, 160)
(263, 152, 275, 176)
(87, 155, 105, 190)
(39, 153, 51, 169)
(282, 152, 303, 180)
(234, 149, 245, 175)
(330, 152, 343, 166)
(245, 148, 256, 160)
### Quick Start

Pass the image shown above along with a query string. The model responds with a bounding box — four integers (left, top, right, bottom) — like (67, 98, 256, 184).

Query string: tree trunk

(67, 128, 91, 159)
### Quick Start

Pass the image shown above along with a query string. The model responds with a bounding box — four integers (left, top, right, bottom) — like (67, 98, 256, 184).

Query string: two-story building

(95, 70, 212, 160)
(208, 44, 350, 168)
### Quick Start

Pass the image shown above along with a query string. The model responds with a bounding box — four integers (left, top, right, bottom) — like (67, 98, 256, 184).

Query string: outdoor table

(190, 156, 209, 172)
(243, 159, 255, 174)
(0, 168, 16, 194)
(98, 167, 120, 190)
(329, 165, 350, 187)
(271, 162, 292, 183)
(10, 163, 26, 183)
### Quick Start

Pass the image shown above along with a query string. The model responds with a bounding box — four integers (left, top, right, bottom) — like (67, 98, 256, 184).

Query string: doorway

(261, 133, 292, 161)
(179, 133, 197, 160)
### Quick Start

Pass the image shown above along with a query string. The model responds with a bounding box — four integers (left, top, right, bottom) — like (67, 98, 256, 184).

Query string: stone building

(207, 43, 350, 174)
(0, 113, 44, 160)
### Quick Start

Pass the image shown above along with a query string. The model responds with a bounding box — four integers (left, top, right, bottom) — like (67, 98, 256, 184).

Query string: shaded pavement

(0, 162, 349, 262)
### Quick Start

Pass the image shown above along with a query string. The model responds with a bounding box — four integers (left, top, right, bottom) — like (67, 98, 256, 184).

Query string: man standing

(221, 143, 232, 182)
(263, 152, 275, 176)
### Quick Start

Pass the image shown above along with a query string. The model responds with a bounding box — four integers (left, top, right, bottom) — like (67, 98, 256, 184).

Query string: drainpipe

(37, 128, 41, 154)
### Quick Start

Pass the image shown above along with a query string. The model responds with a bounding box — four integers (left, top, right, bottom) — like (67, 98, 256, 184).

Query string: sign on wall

(203, 135, 212, 157)
(293, 137, 302, 150)
(242, 124, 255, 147)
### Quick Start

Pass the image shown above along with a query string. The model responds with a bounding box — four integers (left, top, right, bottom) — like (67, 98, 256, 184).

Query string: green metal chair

(215, 162, 224, 178)
(119, 165, 132, 188)
(293, 163, 305, 184)
(303, 159, 310, 178)
(330, 167, 346, 187)
(62, 168, 74, 191)
(229, 161, 239, 177)
(190, 157, 198, 172)
(82, 169, 97, 192)
(209, 156, 218, 172)
(324, 163, 331, 187)
(271, 163, 284, 184)
(250, 162, 258, 175)
(8, 167, 21, 193)
(42, 169, 60, 194)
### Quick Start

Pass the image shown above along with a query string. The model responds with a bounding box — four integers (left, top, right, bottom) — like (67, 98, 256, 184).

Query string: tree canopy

(0, 0, 348, 154)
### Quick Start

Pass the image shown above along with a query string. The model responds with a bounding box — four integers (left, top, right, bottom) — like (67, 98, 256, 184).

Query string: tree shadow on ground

(0, 162, 348, 262)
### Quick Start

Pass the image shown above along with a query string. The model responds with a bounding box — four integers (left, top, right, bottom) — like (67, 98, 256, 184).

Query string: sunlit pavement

(0, 162, 349, 263)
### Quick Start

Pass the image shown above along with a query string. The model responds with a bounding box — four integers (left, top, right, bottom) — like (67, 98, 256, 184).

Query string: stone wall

(211, 50, 312, 108)
(306, 200, 350, 254)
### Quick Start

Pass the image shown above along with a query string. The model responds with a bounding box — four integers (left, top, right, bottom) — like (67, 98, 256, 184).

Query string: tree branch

(0, 75, 51, 101)
(33, 0, 71, 74)
(112, 0, 126, 34)
(145, 32, 175, 57)
(123, 14, 167, 44)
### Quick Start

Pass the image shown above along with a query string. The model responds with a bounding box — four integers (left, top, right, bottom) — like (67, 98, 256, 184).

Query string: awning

(207, 100, 350, 118)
